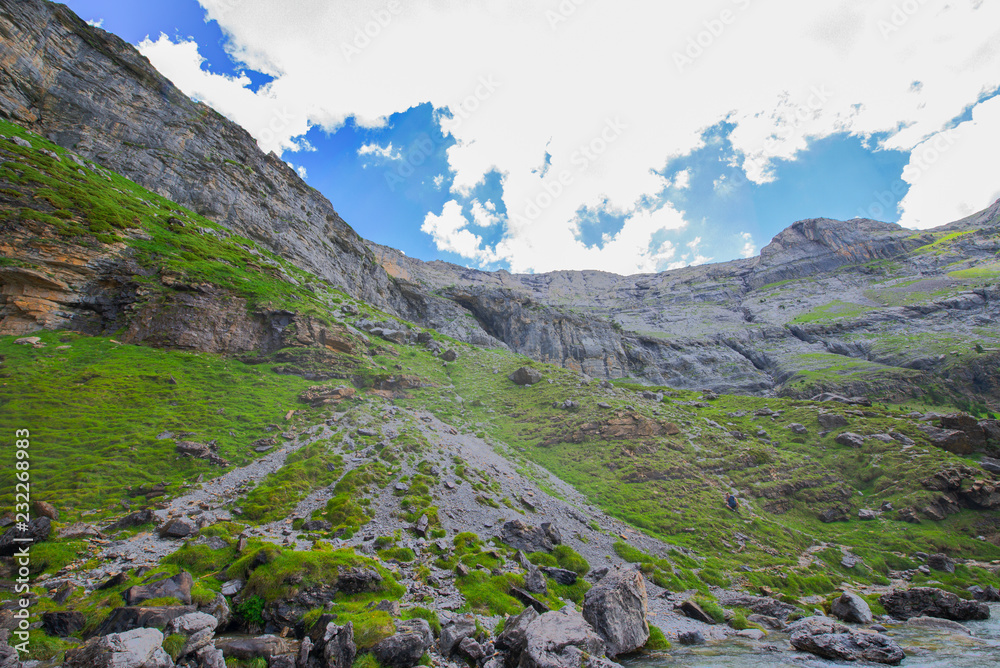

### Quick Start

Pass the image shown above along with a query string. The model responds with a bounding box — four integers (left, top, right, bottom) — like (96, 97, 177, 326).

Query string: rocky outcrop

(495, 606, 539, 668)
(0, 0, 403, 313)
(879, 587, 990, 621)
(65, 628, 173, 668)
(582, 567, 649, 657)
(831, 592, 873, 624)
(501, 520, 562, 553)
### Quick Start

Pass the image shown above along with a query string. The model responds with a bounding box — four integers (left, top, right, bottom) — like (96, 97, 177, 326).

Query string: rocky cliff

(0, 0, 404, 312)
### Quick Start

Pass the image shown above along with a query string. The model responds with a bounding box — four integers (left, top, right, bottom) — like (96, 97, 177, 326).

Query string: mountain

(2, 2, 1000, 667)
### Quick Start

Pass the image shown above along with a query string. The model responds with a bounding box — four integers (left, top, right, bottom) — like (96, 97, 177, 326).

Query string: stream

(626, 604, 1000, 667)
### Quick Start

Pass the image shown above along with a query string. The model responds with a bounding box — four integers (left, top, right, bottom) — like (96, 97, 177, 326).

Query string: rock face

(520, 607, 607, 668)
(582, 567, 649, 657)
(0, 0, 403, 315)
(372, 619, 434, 668)
(831, 592, 873, 624)
(879, 587, 990, 621)
(65, 628, 173, 668)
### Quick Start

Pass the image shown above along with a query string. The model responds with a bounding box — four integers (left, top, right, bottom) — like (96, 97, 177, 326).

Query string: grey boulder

(64, 628, 173, 668)
(372, 619, 434, 668)
(831, 592, 873, 624)
(520, 607, 609, 668)
(582, 566, 649, 657)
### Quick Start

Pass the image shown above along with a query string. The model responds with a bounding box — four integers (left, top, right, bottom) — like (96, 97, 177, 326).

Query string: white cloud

(470, 199, 501, 228)
(141, 0, 1000, 272)
(296, 165, 307, 180)
(672, 169, 691, 190)
(357, 142, 402, 161)
(432, 174, 445, 189)
(421, 200, 499, 264)
(739, 232, 756, 259)
(897, 95, 1000, 228)
(86, 18, 104, 28)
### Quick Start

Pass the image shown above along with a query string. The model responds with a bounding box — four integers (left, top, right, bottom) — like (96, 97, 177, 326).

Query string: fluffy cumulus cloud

(140, 0, 1000, 273)
(739, 232, 756, 259)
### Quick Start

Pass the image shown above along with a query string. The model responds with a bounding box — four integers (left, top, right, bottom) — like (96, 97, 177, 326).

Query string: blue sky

(65, 0, 1000, 275)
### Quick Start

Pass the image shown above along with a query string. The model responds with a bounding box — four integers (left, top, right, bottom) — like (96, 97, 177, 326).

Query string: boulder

(337, 567, 383, 595)
(906, 616, 972, 635)
(715, 593, 796, 620)
(176, 440, 229, 466)
(677, 631, 705, 645)
(314, 621, 356, 668)
(42, 611, 86, 637)
(441, 350, 458, 362)
(31, 500, 59, 520)
(678, 600, 715, 625)
(540, 567, 578, 585)
(221, 579, 244, 596)
(200, 593, 231, 629)
(65, 628, 173, 668)
(835, 432, 866, 448)
(59, 522, 102, 540)
(524, 560, 547, 595)
(196, 645, 226, 668)
(105, 509, 157, 533)
(302, 520, 332, 532)
(215, 635, 298, 661)
(582, 567, 649, 657)
(879, 587, 990, 621)
(918, 426, 972, 455)
(496, 606, 540, 668)
(790, 621, 904, 665)
(509, 367, 544, 386)
(970, 585, 1000, 602)
(818, 507, 849, 523)
(95, 606, 198, 637)
(165, 611, 218, 656)
(818, 413, 849, 430)
(457, 637, 485, 663)
(511, 587, 550, 614)
(831, 592, 873, 624)
(789, 423, 808, 435)
(440, 614, 476, 657)
(0, 640, 18, 668)
(858, 509, 880, 521)
(520, 607, 606, 668)
(159, 518, 195, 539)
(124, 572, 193, 606)
(981, 456, 1000, 474)
(372, 619, 434, 668)
(501, 520, 559, 553)
(0, 516, 51, 556)
(982, 420, 1000, 445)
(940, 413, 986, 448)
(927, 553, 956, 574)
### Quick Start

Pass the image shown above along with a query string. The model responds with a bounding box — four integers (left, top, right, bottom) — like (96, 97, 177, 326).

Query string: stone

(789, 423, 808, 434)
(678, 600, 715, 624)
(818, 507, 849, 523)
(176, 440, 229, 466)
(831, 592, 873, 624)
(439, 614, 476, 657)
(196, 645, 226, 668)
(337, 567, 382, 595)
(372, 619, 434, 668)
(879, 587, 990, 621)
(940, 413, 987, 448)
(0, 516, 51, 556)
(31, 500, 58, 520)
(927, 553, 956, 573)
(858, 509, 879, 521)
(496, 606, 540, 668)
(457, 637, 485, 663)
(302, 520, 332, 532)
(818, 413, 849, 429)
(95, 606, 198, 636)
(835, 432, 866, 448)
(918, 425, 972, 455)
(414, 514, 429, 538)
(123, 571, 193, 606)
(981, 456, 1000, 474)
(524, 560, 547, 594)
(441, 350, 458, 362)
(511, 587, 550, 614)
(520, 607, 606, 668)
(715, 593, 797, 620)
(677, 631, 705, 645)
(159, 518, 195, 539)
(214, 635, 298, 661)
(106, 509, 157, 532)
(982, 420, 1000, 445)
(374, 600, 401, 616)
(906, 616, 973, 635)
(201, 593, 231, 629)
(166, 612, 218, 656)
(315, 622, 356, 668)
(221, 579, 244, 596)
(501, 519, 559, 553)
(737, 629, 765, 640)
(65, 628, 173, 668)
(509, 367, 544, 386)
(790, 623, 904, 665)
(540, 567, 578, 585)
(582, 566, 649, 657)
(42, 611, 86, 637)
(971, 585, 1000, 602)
(58, 522, 102, 540)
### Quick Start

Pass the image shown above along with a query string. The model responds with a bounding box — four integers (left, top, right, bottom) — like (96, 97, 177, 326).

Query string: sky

(66, 1, 1000, 275)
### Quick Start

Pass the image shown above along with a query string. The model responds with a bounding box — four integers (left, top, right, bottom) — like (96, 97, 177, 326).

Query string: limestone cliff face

(0, 0, 404, 313)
